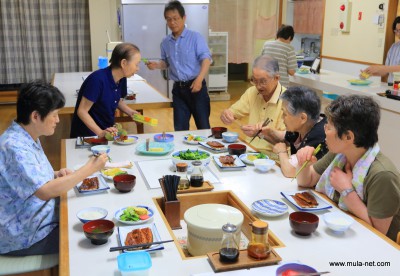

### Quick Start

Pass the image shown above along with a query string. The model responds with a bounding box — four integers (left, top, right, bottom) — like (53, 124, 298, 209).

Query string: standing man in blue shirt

(147, 0, 212, 131)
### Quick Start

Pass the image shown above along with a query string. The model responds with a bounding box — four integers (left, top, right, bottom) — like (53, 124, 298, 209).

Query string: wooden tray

(153, 191, 285, 260)
(207, 249, 282, 273)
(177, 181, 214, 194)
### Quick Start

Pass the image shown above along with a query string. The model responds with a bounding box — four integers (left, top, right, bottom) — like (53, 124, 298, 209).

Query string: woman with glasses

(254, 86, 328, 177)
(361, 16, 400, 83)
(296, 95, 400, 242)
(220, 55, 286, 152)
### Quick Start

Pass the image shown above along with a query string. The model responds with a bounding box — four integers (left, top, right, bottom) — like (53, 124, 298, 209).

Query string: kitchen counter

(59, 130, 400, 276)
(290, 69, 400, 170)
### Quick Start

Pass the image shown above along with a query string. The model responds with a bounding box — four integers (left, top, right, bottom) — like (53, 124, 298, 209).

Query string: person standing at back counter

(147, 0, 212, 131)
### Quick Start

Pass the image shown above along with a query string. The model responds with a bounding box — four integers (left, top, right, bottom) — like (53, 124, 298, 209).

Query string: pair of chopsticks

(291, 144, 322, 182)
(109, 239, 174, 252)
(159, 175, 180, 201)
(249, 118, 273, 143)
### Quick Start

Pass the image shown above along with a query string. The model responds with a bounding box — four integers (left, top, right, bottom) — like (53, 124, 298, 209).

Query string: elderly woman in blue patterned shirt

(0, 81, 108, 256)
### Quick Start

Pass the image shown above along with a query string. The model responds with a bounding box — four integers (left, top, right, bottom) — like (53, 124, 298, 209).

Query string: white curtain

(209, 0, 279, 64)
(0, 0, 91, 84)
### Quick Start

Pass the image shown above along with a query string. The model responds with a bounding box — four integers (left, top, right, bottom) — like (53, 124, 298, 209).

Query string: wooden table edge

(59, 139, 70, 276)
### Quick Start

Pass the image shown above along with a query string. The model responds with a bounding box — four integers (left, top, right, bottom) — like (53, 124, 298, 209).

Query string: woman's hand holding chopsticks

(292, 145, 321, 182)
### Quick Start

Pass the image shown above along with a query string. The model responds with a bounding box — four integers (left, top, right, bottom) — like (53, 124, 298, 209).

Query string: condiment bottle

(188, 161, 203, 187)
(247, 220, 271, 260)
(219, 223, 239, 263)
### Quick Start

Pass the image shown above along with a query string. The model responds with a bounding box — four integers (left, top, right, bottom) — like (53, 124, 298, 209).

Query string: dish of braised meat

(125, 227, 153, 248)
(80, 177, 99, 191)
(291, 192, 319, 208)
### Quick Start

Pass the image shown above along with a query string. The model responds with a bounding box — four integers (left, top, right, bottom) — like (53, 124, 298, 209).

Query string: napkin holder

(163, 198, 181, 230)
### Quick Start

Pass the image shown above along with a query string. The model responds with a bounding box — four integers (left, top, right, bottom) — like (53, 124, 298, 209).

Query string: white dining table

(59, 130, 400, 276)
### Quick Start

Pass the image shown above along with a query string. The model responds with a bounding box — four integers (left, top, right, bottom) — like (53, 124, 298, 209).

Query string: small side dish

(115, 206, 154, 225)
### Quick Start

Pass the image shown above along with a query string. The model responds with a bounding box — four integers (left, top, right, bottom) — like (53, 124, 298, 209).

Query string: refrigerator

(121, 0, 210, 98)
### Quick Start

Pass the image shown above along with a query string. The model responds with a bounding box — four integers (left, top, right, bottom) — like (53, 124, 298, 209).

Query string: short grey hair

(252, 55, 280, 77)
(280, 86, 321, 122)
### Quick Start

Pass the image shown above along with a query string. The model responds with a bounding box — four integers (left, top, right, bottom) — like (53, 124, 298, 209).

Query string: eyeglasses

(166, 17, 182, 23)
(250, 77, 273, 87)
(394, 29, 400, 33)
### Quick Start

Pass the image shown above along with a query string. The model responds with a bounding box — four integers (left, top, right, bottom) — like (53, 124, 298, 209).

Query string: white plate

(114, 135, 138, 145)
(239, 153, 269, 165)
(213, 155, 246, 170)
(75, 174, 109, 194)
(251, 199, 288, 217)
(100, 168, 129, 181)
(117, 223, 164, 253)
(183, 135, 207, 145)
(114, 206, 154, 225)
(198, 141, 228, 152)
(281, 190, 332, 211)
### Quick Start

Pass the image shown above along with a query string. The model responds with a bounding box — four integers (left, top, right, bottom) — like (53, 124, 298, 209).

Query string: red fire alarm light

(340, 4, 345, 11)
(340, 22, 344, 29)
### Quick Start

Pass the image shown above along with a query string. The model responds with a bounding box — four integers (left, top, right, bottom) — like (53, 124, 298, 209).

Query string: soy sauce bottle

(189, 161, 203, 187)
(219, 223, 239, 263)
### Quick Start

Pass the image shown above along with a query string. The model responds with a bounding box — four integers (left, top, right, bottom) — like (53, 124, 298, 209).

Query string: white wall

(88, 0, 120, 71)
(322, 0, 389, 64)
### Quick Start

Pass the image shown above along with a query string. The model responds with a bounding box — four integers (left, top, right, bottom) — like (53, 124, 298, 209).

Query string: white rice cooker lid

(184, 204, 244, 230)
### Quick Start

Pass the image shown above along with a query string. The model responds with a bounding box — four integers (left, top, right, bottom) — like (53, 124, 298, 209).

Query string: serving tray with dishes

(75, 136, 108, 148)
(281, 190, 332, 211)
(207, 248, 282, 273)
(114, 205, 154, 225)
(198, 140, 228, 152)
(163, 179, 214, 194)
(117, 223, 164, 253)
(239, 153, 269, 165)
(213, 155, 246, 170)
(251, 199, 288, 217)
(76, 175, 110, 194)
(136, 141, 174, 156)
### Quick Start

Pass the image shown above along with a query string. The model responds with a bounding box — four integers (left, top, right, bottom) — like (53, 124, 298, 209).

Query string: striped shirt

(385, 41, 400, 83)
(261, 40, 297, 87)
